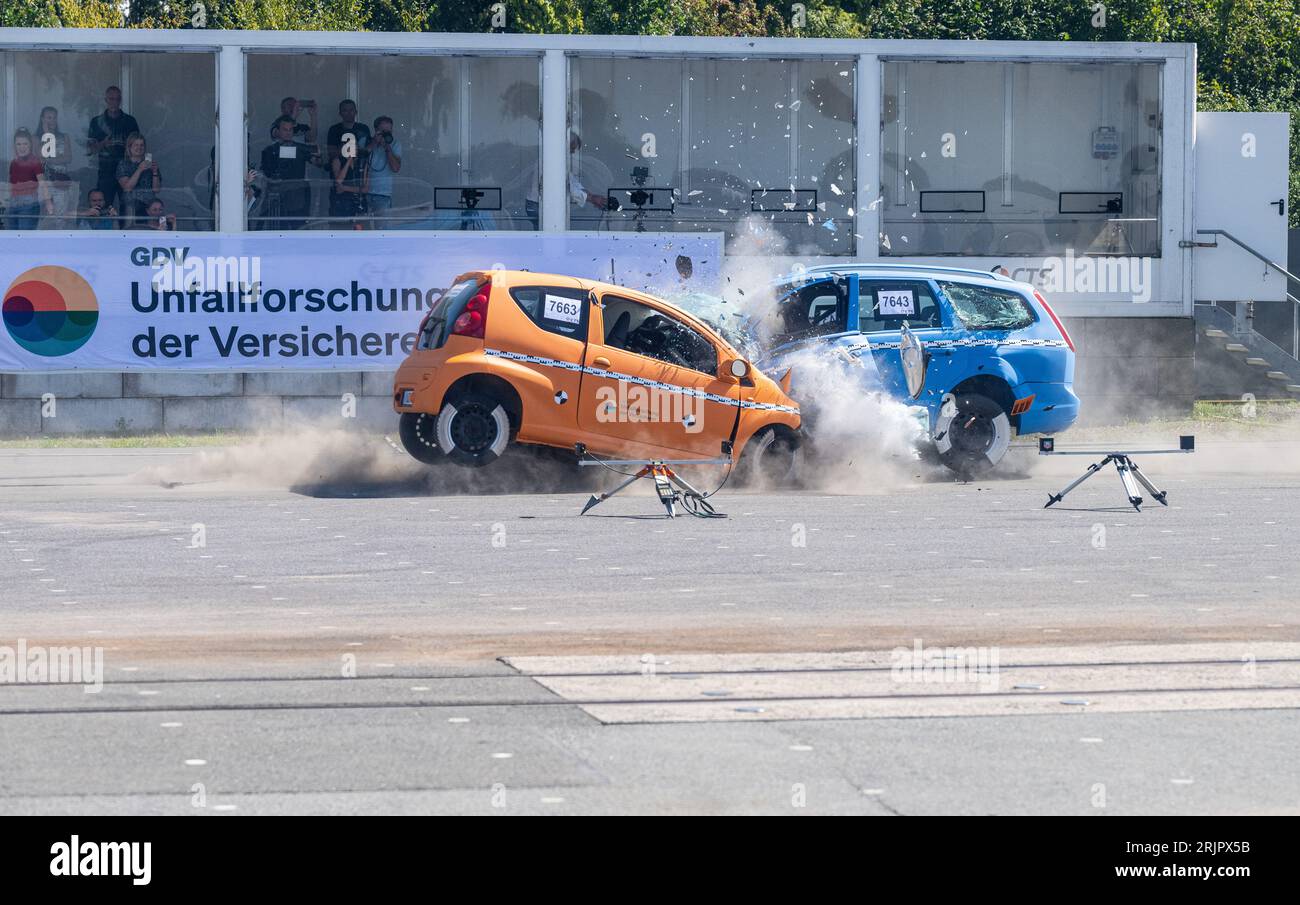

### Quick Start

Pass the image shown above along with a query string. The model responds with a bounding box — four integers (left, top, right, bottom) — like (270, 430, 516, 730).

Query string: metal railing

(1193, 229, 1300, 359)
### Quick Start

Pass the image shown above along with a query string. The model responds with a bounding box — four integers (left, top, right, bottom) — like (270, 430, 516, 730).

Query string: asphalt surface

(1, 437, 1297, 815)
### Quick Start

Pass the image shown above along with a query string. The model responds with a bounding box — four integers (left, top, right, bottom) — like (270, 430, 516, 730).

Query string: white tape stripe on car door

(483, 348, 799, 414)
(849, 338, 1070, 352)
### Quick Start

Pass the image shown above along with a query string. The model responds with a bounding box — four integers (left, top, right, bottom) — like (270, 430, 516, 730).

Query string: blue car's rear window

(939, 282, 1036, 331)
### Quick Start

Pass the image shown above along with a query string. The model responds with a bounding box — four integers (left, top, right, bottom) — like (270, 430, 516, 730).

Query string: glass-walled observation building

(0, 29, 1194, 308)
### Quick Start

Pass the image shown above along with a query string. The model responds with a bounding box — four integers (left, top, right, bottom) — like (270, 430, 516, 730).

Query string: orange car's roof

(455, 269, 642, 295)
(455, 269, 582, 288)
(456, 269, 724, 342)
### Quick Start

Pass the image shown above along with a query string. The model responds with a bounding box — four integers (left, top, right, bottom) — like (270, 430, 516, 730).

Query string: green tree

(430, 0, 584, 32)
(364, 0, 437, 32)
(0, 0, 62, 27)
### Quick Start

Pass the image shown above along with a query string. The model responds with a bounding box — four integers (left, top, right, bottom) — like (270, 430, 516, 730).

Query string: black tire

(398, 412, 446, 465)
(434, 389, 512, 468)
(737, 426, 800, 486)
(933, 392, 1012, 476)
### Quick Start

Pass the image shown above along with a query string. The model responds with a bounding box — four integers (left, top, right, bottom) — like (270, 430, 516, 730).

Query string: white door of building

(1193, 111, 1291, 302)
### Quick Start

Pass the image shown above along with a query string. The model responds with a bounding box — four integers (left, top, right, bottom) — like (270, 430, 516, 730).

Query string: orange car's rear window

(418, 279, 482, 350)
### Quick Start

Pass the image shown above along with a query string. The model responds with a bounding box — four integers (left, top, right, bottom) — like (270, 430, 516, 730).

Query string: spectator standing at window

(272, 96, 317, 144)
(567, 133, 614, 214)
(35, 106, 74, 228)
(326, 100, 371, 167)
(259, 115, 320, 230)
(7, 129, 47, 230)
(244, 167, 263, 214)
(87, 86, 139, 212)
(327, 100, 371, 226)
(521, 131, 611, 229)
(77, 188, 117, 230)
(332, 141, 368, 229)
(365, 116, 402, 229)
(116, 132, 161, 225)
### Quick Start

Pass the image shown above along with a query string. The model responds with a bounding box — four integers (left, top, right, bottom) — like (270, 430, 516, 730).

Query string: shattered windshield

(939, 281, 1036, 331)
(665, 290, 763, 358)
(668, 277, 849, 360)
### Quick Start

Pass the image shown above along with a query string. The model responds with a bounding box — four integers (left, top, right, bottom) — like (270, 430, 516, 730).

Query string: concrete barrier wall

(0, 370, 398, 437)
(1062, 316, 1196, 424)
(0, 316, 1197, 437)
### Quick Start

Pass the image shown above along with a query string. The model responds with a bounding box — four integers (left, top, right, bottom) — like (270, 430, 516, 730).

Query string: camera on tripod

(608, 166, 674, 226)
(627, 166, 651, 208)
(433, 186, 502, 230)
(459, 187, 485, 210)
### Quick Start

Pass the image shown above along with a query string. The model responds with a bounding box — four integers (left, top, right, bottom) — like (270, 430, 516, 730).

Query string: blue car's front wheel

(933, 393, 1012, 476)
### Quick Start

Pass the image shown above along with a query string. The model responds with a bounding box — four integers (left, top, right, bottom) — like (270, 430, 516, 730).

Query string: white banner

(0, 232, 721, 372)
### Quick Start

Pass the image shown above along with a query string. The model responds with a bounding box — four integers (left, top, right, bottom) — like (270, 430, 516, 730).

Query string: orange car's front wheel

(736, 425, 800, 486)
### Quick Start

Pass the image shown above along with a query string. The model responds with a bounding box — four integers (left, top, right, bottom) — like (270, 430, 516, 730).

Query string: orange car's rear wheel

(398, 412, 445, 465)
(435, 389, 512, 467)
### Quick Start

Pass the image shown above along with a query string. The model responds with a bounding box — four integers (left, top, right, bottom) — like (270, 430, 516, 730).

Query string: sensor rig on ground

(1040, 435, 1195, 511)
(574, 442, 732, 519)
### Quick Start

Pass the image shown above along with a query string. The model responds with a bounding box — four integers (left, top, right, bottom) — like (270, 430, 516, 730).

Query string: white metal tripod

(1043, 452, 1169, 512)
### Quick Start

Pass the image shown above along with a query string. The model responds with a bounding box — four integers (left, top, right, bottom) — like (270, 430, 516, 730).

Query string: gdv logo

(130, 245, 262, 294)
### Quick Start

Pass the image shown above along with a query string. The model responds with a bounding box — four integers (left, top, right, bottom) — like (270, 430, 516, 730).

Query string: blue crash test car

(757, 264, 1079, 474)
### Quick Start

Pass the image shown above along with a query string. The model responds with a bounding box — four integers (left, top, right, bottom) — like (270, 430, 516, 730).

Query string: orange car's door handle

(592, 357, 611, 369)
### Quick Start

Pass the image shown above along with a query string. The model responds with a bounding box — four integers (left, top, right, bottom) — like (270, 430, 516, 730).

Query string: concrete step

(1267, 371, 1290, 380)
(1289, 385, 1300, 393)
(1225, 343, 1249, 353)
(1245, 357, 1269, 366)
(1204, 328, 1230, 338)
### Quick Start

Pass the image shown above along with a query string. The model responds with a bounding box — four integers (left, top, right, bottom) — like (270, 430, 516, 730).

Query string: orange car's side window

(598, 295, 718, 376)
(509, 286, 589, 340)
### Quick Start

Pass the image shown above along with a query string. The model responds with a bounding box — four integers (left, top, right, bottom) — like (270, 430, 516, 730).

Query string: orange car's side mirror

(719, 358, 750, 381)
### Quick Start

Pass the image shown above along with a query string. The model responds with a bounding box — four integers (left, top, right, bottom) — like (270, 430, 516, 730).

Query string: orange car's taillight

(451, 280, 491, 340)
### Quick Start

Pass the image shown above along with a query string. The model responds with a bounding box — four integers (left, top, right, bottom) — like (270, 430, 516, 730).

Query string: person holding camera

(243, 167, 263, 214)
(115, 132, 161, 225)
(140, 197, 176, 231)
(271, 96, 317, 144)
(259, 115, 320, 230)
(365, 116, 402, 229)
(77, 188, 118, 230)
